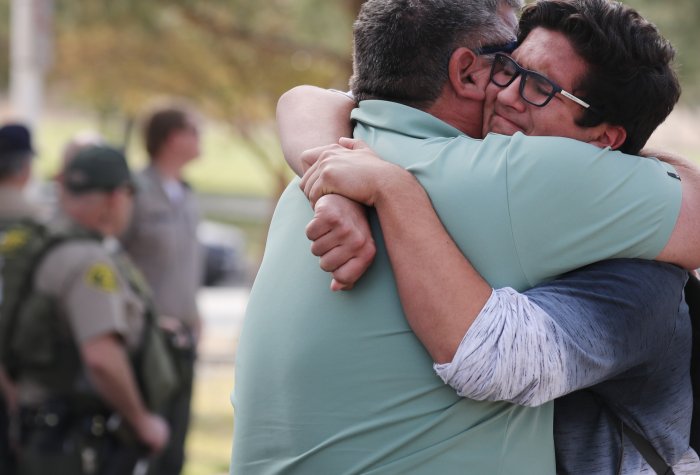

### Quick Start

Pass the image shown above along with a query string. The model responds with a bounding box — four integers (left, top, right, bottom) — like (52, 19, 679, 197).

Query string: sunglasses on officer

(489, 53, 595, 111)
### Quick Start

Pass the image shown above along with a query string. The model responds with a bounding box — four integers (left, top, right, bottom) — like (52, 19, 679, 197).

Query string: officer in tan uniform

(0, 124, 39, 474)
(7, 146, 170, 475)
(121, 105, 203, 475)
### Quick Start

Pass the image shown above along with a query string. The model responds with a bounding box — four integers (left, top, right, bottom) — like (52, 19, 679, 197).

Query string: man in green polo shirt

(232, 1, 694, 473)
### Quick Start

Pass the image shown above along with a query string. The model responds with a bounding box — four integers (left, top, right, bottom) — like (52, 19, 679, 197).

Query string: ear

(588, 124, 627, 151)
(448, 47, 486, 101)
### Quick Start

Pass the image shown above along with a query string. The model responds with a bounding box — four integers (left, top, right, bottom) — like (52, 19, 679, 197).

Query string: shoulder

(563, 259, 685, 289)
(504, 132, 677, 180)
(133, 167, 161, 195)
(528, 259, 686, 313)
(37, 239, 115, 293)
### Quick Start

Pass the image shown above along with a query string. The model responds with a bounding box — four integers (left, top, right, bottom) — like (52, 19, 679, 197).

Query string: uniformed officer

(121, 105, 203, 475)
(9, 146, 169, 475)
(0, 123, 39, 474)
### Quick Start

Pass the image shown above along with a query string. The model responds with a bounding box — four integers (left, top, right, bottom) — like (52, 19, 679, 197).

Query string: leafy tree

(49, 0, 358, 195)
(624, 0, 700, 103)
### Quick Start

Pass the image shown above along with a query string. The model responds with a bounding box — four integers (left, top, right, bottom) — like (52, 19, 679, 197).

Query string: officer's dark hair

(519, 0, 680, 155)
(143, 105, 195, 160)
(350, 0, 522, 110)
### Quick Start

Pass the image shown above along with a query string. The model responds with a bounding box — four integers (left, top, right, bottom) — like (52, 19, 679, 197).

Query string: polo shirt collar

(351, 100, 465, 140)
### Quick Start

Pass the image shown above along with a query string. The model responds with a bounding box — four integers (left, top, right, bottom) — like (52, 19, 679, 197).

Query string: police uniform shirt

(0, 186, 41, 307)
(121, 166, 202, 327)
(18, 237, 145, 406)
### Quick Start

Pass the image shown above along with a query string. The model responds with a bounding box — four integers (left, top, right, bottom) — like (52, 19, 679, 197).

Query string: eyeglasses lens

(491, 55, 554, 107)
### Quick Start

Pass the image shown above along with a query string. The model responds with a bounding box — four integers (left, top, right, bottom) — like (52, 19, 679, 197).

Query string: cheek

(529, 107, 575, 137)
(483, 86, 499, 117)
(484, 83, 499, 106)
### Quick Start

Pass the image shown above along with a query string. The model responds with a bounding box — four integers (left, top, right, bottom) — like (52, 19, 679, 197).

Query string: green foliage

(50, 0, 354, 120)
(43, 0, 358, 196)
(624, 0, 700, 103)
(0, 0, 696, 199)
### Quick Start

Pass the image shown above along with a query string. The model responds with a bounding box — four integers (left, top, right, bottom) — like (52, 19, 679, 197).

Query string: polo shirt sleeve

(504, 133, 681, 287)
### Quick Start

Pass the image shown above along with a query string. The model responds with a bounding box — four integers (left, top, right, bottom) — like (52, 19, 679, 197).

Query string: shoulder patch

(84, 263, 119, 293)
(0, 228, 31, 255)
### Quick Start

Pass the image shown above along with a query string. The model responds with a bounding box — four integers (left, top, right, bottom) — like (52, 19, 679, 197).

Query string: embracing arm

(645, 149, 700, 269)
(277, 86, 375, 290)
(301, 139, 491, 362)
(277, 85, 355, 176)
(376, 172, 492, 362)
(436, 260, 687, 406)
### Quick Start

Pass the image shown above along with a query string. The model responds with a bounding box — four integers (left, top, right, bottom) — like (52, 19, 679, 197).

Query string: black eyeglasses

(489, 53, 593, 110)
(473, 40, 518, 56)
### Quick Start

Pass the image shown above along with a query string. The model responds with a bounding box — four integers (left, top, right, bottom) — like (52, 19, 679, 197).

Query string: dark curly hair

(519, 0, 681, 154)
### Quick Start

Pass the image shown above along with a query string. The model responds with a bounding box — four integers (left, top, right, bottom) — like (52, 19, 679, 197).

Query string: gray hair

(350, 0, 523, 108)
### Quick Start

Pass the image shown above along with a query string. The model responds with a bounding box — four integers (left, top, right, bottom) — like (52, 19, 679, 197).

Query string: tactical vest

(0, 221, 179, 412)
(112, 252, 179, 413)
(0, 220, 97, 397)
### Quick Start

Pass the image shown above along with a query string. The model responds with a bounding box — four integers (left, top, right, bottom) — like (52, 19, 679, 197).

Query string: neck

(0, 171, 30, 190)
(0, 179, 24, 190)
(64, 199, 111, 237)
(71, 215, 109, 237)
(425, 93, 484, 138)
(152, 154, 183, 181)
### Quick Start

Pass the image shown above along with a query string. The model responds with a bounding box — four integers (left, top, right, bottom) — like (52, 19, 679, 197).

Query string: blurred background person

(56, 130, 105, 183)
(0, 123, 37, 475)
(2, 145, 171, 474)
(121, 103, 204, 475)
(52, 130, 106, 224)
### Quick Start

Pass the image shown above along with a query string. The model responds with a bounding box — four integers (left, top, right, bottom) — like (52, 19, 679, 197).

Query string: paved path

(197, 286, 250, 365)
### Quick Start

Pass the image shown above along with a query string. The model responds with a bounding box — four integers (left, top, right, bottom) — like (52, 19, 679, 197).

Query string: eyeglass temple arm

(559, 89, 591, 109)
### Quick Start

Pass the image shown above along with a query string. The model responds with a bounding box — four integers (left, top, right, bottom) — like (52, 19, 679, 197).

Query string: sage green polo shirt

(231, 101, 680, 474)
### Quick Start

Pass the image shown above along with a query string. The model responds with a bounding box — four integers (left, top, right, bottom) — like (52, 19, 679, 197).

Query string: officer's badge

(84, 263, 119, 293)
(0, 228, 30, 255)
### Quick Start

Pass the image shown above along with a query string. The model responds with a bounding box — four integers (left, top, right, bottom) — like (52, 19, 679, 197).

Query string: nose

(496, 76, 526, 112)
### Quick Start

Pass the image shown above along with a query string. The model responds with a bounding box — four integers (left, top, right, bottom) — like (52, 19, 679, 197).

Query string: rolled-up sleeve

(434, 260, 686, 407)
(434, 287, 569, 407)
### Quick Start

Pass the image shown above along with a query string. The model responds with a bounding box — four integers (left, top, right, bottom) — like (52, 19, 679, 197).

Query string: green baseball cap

(63, 145, 134, 193)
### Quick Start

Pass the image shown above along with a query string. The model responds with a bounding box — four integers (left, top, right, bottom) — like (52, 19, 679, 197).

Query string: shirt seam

(503, 137, 533, 287)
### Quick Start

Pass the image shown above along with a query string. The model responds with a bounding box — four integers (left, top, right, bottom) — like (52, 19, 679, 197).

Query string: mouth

(488, 112, 524, 136)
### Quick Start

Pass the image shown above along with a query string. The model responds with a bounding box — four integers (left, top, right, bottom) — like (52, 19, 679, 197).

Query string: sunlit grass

(184, 364, 235, 475)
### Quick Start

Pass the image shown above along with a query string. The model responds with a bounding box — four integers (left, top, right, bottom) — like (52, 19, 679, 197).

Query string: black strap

(622, 423, 675, 475)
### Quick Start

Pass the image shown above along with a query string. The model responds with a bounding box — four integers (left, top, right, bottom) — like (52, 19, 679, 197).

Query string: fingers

(305, 213, 332, 243)
(299, 156, 333, 206)
(329, 249, 377, 291)
(330, 279, 352, 291)
(300, 143, 349, 175)
(305, 195, 376, 289)
(300, 144, 336, 173)
(338, 137, 369, 150)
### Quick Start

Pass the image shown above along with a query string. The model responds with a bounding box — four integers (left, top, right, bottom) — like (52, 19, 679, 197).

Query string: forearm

(277, 85, 355, 176)
(374, 170, 491, 363)
(653, 151, 700, 269)
(82, 335, 150, 432)
(435, 288, 570, 406)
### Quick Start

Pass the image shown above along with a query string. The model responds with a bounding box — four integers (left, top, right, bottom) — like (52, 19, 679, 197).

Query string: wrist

(374, 166, 419, 208)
